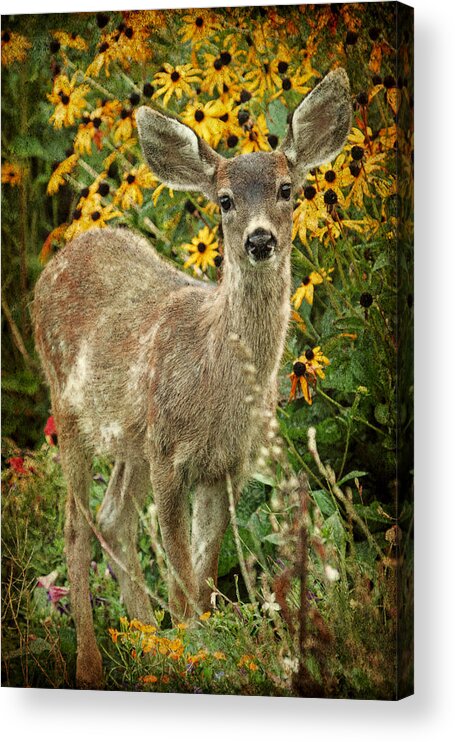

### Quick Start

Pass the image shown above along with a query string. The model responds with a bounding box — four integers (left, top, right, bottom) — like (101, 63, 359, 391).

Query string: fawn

(33, 69, 351, 688)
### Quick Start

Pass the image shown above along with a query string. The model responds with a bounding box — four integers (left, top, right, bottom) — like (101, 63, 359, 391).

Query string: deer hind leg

(191, 481, 237, 612)
(58, 415, 103, 689)
(150, 459, 196, 620)
(97, 460, 153, 624)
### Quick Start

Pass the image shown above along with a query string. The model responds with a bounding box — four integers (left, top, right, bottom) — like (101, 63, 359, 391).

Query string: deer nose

(245, 228, 277, 262)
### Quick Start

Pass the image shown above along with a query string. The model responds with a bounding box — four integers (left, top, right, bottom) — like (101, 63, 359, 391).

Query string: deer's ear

(280, 68, 352, 186)
(136, 107, 223, 200)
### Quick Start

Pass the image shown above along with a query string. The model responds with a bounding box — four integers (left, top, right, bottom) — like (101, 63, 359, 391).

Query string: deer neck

(214, 251, 291, 379)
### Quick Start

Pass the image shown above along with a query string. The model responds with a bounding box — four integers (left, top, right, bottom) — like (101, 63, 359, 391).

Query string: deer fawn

(33, 69, 351, 688)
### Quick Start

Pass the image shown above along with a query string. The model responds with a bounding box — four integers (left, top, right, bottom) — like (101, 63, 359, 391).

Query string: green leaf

(266, 99, 288, 137)
(311, 489, 336, 516)
(337, 470, 368, 486)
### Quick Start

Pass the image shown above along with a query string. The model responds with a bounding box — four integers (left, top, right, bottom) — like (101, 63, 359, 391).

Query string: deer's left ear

(136, 107, 223, 201)
(280, 68, 352, 187)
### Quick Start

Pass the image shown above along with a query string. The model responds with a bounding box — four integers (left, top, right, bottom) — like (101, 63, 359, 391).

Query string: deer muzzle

(244, 228, 277, 263)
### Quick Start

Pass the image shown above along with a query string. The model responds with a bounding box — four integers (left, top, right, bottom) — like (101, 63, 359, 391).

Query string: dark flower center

(227, 135, 238, 148)
(360, 292, 373, 308)
(2, 31, 11, 43)
(50, 40, 61, 53)
(324, 170, 336, 183)
(240, 89, 251, 103)
(194, 109, 205, 122)
(278, 60, 289, 74)
(126, 174, 135, 184)
(238, 109, 249, 126)
(219, 113, 229, 123)
(324, 189, 338, 205)
(125, 27, 133, 39)
(143, 83, 154, 97)
(195, 17, 204, 28)
(96, 13, 109, 29)
(214, 254, 223, 267)
(349, 162, 361, 178)
(93, 117, 102, 129)
(129, 93, 140, 106)
(80, 187, 89, 198)
(345, 31, 358, 45)
(293, 361, 306, 378)
(268, 134, 278, 150)
(61, 94, 70, 105)
(98, 182, 109, 196)
(214, 58, 223, 71)
(372, 74, 382, 86)
(120, 109, 129, 119)
(220, 51, 231, 66)
(369, 27, 380, 41)
(384, 75, 396, 89)
(282, 78, 292, 91)
(305, 349, 315, 361)
(171, 70, 180, 82)
(263, 62, 270, 74)
(356, 91, 369, 106)
(302, 276, 311, 286)
(197, 242, 206, 253)
(99, 42, 109, 53)
(351, 145, 364, 161)
(73, 208, 82, 220)
(304, 185, 316, 200)
(91, 211, 101, 221)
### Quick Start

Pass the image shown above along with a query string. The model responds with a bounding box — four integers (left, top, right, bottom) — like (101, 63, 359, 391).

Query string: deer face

(216, 151, 293, 267)
(136, 68, 352, 272)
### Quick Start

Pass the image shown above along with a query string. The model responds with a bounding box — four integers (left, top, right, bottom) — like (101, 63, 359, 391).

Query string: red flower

(44, 416, 58, 445)
(8, 456, 29, 475)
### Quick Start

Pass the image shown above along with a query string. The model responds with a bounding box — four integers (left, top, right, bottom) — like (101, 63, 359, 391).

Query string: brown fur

(33, 69, 351, 688)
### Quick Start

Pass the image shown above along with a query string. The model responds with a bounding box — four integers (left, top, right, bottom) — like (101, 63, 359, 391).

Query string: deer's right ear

(280, 68, 352, 187)
(136, 107, 222, 201)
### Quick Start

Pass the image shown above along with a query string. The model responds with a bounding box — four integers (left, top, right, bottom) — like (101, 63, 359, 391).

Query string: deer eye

(219, 195, 232, 212)
(279, 183, 292, 200)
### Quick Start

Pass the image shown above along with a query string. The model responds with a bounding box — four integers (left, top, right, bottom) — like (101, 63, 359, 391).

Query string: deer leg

(191, 481, 239, 611)
(97, 461, 153, 624)
(150, 461, 196, 620)
(58, 417, 103, 689)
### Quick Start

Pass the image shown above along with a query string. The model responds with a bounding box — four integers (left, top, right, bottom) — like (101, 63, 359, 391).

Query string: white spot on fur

(63, 341, 90, 409)
(100, 421, 122, 447)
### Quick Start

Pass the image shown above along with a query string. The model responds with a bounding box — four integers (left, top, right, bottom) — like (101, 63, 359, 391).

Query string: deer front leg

(191, 480, 240, 611)
(150, 460, 197, 620)
(97, 461, 153, 624)
(58, 417, 103, 689)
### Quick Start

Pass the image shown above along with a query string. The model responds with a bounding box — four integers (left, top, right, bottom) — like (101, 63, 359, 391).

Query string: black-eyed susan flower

(272, 72, 310, 101)
(47, 154, 79, 195)
(292, 186, 324, 246)
(1, 30, 31, 66)
(239, 113, 269, 153)
(64, 199, 121, 241)
(179, 9, 222, 45)
(182, 226, 219, 272)
(291, 268, 334, 308)
(289, 347, 330, 404)
(310, 154, 351, 204)
(201, 50, 241, 96)
(47, 74, 90, 128)
(181, 100, 226, 147)
(114, 164, 157, 210)
(243, 59, 281, 98)
(112, 108, 136, 145)
(153, 63, 201, 107)
(51, 30, 87, 52)
(1, 161, 23, 187)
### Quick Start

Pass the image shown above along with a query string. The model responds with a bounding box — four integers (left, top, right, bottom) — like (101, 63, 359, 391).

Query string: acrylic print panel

(1, 2, 414, 699)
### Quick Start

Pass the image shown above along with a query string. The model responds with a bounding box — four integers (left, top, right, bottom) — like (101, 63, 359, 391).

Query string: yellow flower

(201, 51, 240, 96)
(292, 186, 324, 246)
(199, 611, 211, 622)
(48, 74, 90, 128)
(179, 10, 222, 45)
(51, 30, 87, 51)
(112, 109, 136, 144)
(64, 199, 121, 241)
(272, 72, 310, 101)
(1, 30, 31, 66)
(238, 654, 258, 671)
(289, 347, 330, 404)
(141, 674, 158, 683)
(1, 161, 23, 187)
(181, 100, 226, 148)
(239, 113, 269, 153)
(108, 628, 120, 643)
(153, 63, 201, 107)
(213, 651, 226, 660)
(47, 154, 79, 195)
(291, 268, 333, 308)
(243, 59, 281, 98)
(114, 164, 157, 210)
(182, 226, 219, 273)
(86, 27, 151, 77)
